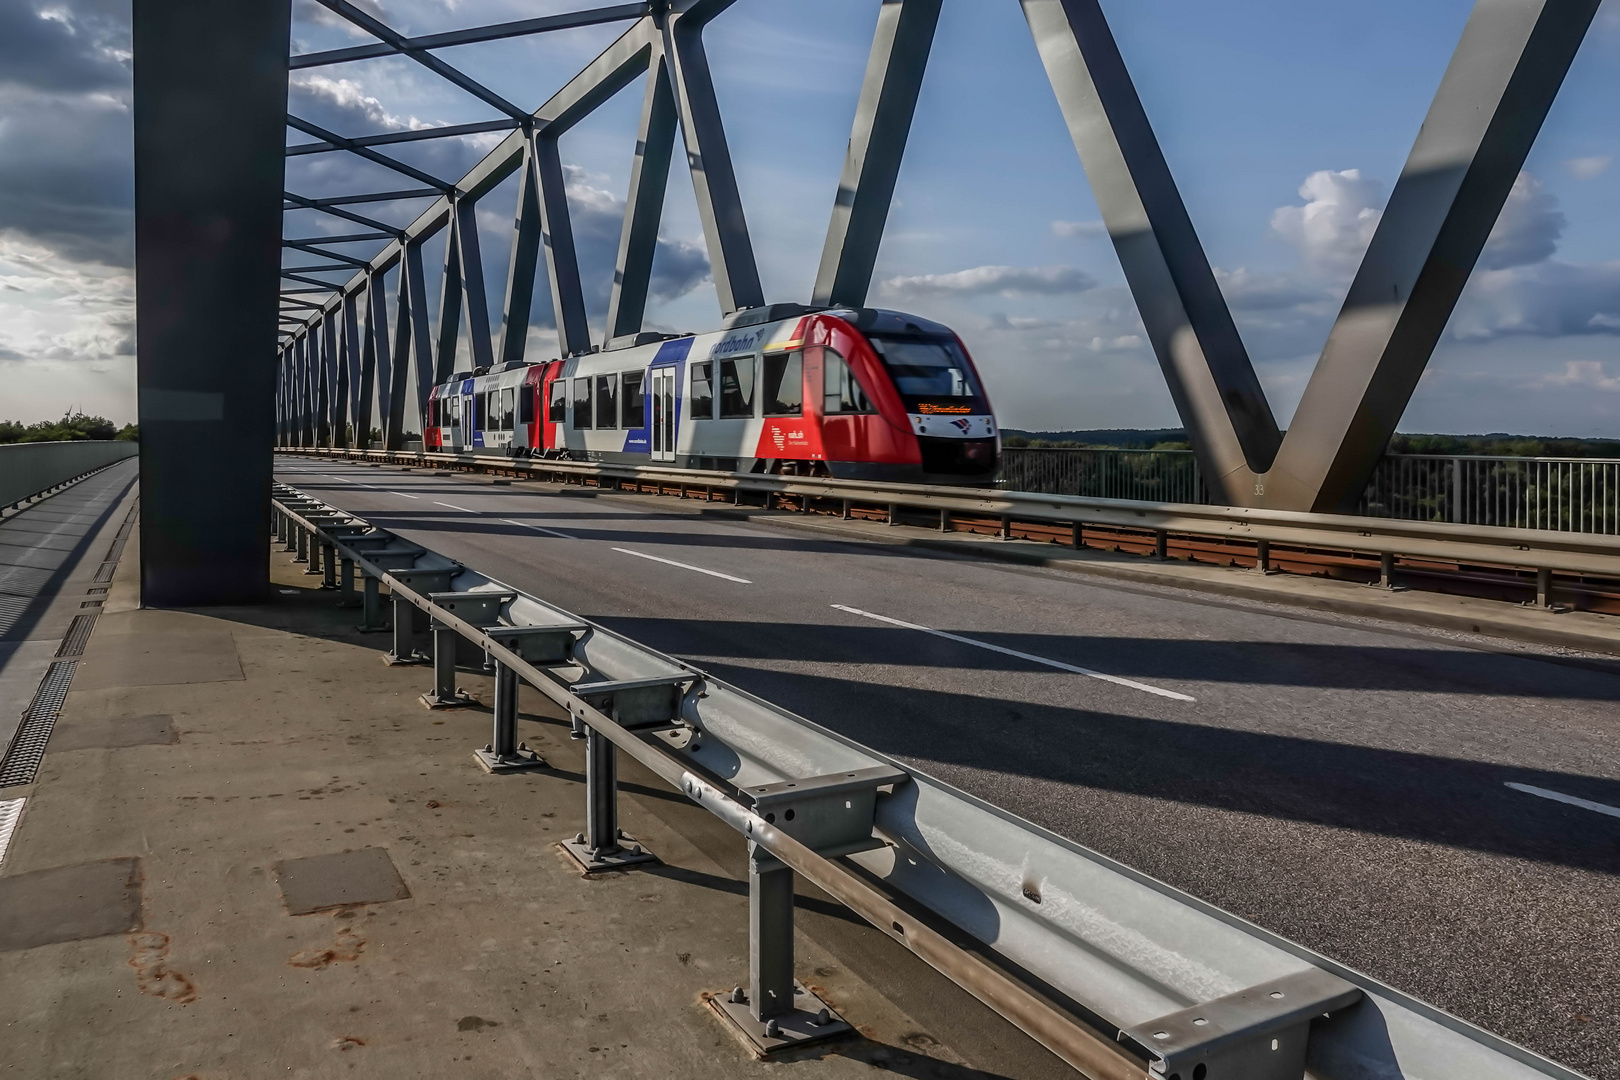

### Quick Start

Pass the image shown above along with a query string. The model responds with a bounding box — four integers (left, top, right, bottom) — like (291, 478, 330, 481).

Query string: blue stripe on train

(622, 337, 692, 455)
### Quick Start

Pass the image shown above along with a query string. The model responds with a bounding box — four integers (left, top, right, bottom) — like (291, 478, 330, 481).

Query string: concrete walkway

(0, 536, 1067, 1079)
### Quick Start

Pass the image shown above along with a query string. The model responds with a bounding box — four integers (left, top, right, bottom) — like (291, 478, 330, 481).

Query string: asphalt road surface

(278, 456, 1620, 1078)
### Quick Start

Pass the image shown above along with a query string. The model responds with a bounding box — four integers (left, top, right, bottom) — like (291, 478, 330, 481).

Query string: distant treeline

(1001, 429, 1620, 458)
(0, 413, 138, 444)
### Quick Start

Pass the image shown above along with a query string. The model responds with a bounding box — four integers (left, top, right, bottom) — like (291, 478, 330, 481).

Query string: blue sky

(2, 0, 1618, 435)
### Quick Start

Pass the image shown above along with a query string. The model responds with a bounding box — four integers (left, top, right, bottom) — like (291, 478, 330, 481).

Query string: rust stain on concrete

(288, 910, 365, 969)
(127, 932, 197, 1004)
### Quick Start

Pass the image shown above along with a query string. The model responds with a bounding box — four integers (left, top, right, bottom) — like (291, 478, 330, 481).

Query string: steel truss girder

(290, 3, 650, 69)
(287, 118, 520, 156)
(1023, 0, 1601, 511)
(814, 0, 943, 308)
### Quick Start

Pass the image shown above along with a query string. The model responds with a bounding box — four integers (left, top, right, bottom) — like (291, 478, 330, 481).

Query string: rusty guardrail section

(282, 447, 1620, 615)
(270, 481, 1589, 1080)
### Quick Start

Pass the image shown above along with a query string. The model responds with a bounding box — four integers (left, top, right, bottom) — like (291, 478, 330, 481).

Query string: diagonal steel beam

(284, 240, 369, 267)
(1023, 0, 1280, 485)
(814, 0, 942, 309)
(606, 44, 678, 341)
(286, 231, 395, 245)
(288, 188, 441, 207)
(498, 143, 546, 367)
(291, 3, 650, 69)
(286, 116, 454, 191)
(1024, 0, 1599, 511)
(313, 0, 529, 120)
(663, 2, 763, 314)
(284, 192, 406, 235)
(287, 118, 520, 155)
(455, 196, 497, 371)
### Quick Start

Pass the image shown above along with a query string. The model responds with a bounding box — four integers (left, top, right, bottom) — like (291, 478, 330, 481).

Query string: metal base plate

(383, 650, 430, 666)
(473, 748, 547, 773)
(559, 838, 657, 874)
(419, 690, 478, 710)
(706, 982, 852, 1057)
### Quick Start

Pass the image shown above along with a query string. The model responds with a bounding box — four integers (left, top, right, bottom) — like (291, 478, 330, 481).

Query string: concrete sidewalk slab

(0, 528, 1062, 1078)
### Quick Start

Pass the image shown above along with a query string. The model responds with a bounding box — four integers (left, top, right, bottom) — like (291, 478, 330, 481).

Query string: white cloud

(1269, 168, 1383, 276)
(1450, 259, 1620, 340)
(1565, 155, 1613, 181)
(1050, 219, 1107, 239)
(881, 264, 1096, 298)
(1537, 361, 1620, 392)
(1479, 171, 1563, 270)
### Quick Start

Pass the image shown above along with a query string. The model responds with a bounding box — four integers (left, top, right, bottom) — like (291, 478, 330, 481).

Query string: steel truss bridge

(124, 2, 1610, 1078)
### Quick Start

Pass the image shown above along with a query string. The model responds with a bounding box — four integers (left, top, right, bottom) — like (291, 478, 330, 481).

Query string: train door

(650, 368, 676, 462)
(447, 393, 463, 451)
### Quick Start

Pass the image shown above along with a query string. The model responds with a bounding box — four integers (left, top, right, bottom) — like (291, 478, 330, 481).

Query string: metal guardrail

(1000, 448, 1620, 537)
(272, 481, 1588, 1080)
(0, 441, 138, 510)
(283, 448, 1620, 607)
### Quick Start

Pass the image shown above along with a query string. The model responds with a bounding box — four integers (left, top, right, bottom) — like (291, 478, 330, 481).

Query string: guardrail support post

(1071, 522, 1082, 549)
(890, 504, 901, 527)
(1379, 551, 1396, 590)
(1536, 566, 1553, 609)
(304, 533, 323, 576)
(320, 542, 337, 589)
(475, 661, 545, 773)
(337, 557, 359, 607)
(562, 726, 656, 873)
(420, 621, 476, 708)
(356, 573, 387, 632)
(999, 514, 1011, 539)
(939, 509, 949, 532)
(709, 844, 851, 1051)
(1255, 539, 1273, 574)
(384, 594, 426, 662)
(294, 526, 309, 564)
(1153, 529, 1168, 560)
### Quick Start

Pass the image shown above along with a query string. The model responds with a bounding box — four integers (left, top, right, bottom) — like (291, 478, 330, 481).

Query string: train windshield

(868, 335, 985, 409)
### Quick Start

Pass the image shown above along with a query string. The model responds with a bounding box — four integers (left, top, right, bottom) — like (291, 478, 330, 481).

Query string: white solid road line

(612, 547, 751, 583)
(831, 604, 1196, 702)
(434, 501, 479, 514)
(391, 492, 420, 499)
(504, 518, 574, 540)
(1505, 782, 1620, 820)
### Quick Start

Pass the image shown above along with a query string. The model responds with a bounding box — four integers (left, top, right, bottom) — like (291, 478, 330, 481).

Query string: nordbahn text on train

(424, 307, 1000, 485)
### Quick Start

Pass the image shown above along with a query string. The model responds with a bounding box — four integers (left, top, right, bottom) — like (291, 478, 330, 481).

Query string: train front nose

(917, 435, 999, 478)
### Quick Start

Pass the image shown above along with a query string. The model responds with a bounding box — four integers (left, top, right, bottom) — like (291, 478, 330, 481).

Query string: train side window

(448, 396, 460, 428)
(519, 385, 535, 425)
(548, 380, 567, 422)
(717, 356, 755, 418)
(690, 361, 714, 419)
(594, 374, 618, 429)
(621, 371, 645, 428)
(502, 388, 516, 431)
(475, 391, 488, 430)
(763, 351, 803, 416)
(572, 377, 593, 430)
(823, 348, 875, 414)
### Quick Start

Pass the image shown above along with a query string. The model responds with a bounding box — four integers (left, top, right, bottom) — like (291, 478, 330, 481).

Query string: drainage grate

(92, 562, 116, 583)
(80, 600, 103, 609)
(0, 798, 22, 869)
(0, 661, 77, 786)
(56, 614, 97, 658)
(104, 538, 126, 563)
(86, 587, 108, 596)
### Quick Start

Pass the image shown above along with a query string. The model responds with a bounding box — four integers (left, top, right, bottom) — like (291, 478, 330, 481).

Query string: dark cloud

(0, 2, 129, 96)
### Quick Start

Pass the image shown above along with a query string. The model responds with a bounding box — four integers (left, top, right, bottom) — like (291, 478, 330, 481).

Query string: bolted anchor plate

(705, 981, 852, 1057)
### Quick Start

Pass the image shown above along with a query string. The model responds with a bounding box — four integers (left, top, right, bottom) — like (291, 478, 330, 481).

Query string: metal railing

(272, 483, 1589, 1080)
(998, 448, 1206, 504)
(1359, 455, 1620, 535)
(0, 441, 138, 510)
(999, 448, 1620, 536)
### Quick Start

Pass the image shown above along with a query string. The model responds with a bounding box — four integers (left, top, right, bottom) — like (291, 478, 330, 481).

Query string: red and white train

(424, 306, 999, 484)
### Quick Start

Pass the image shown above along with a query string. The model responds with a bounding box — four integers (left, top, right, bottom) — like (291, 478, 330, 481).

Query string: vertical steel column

(338, 556, 359, 607)
(434, 217, 464, 384)
(606, 48, 678, 341)
(749, 849, 796, 1022)
(422, 621, 473, 707)
(813, 0, 942, 308)
(133, 0, 289, 605)
(491, 662, 519, 758)
(323, 315, 342, 448)
(358, 572, 386, 631)
(368, 271, 394, 450)
(338, 292, 361, 447)
(585, 728, 618, 854)
(320, 541, 337, 588)
(662, 2, 764, 315)
(294, 524, 308, 563)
